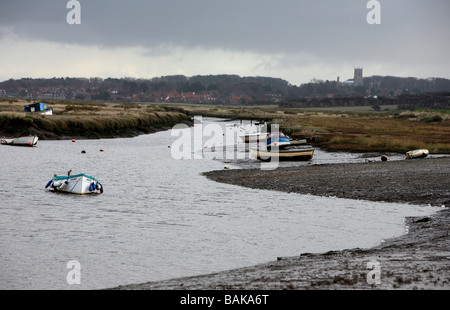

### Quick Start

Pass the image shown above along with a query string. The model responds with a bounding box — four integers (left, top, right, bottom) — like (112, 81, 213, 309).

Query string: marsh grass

(282, 115, 450, 153)
(2, 100, 449, 153)
(180, 103, 450, 153)
(0, 101, 191, 138)
(64, 104, 100, 113)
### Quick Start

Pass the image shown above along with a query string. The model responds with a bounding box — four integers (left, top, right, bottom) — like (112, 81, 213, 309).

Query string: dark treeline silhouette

(1, 75, 449, 109)
(279, 92, 450, 110)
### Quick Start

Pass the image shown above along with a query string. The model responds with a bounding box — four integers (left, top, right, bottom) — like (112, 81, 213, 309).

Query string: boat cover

(53, 173, 98, 182)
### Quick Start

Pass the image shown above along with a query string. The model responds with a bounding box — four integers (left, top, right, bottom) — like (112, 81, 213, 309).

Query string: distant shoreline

(111, 157, 449, 290)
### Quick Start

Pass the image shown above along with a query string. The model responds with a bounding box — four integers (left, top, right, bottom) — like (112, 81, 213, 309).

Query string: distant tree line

(1, 75, 450, 109)
(279, 92, 450, 110)
(395, 92, 450, 110)
(0, 75, 290, 102)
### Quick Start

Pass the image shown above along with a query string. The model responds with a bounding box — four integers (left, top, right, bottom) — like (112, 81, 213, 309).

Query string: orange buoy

(72, 139, 76, 142)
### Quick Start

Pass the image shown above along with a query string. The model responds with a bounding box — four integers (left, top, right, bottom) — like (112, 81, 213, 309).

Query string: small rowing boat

(405, 149, 429, 160)
(45, 172, 103, 194)
(251, 147, 314, 161)
(239, 132, 268, 143)
(1, 135, 38, 147)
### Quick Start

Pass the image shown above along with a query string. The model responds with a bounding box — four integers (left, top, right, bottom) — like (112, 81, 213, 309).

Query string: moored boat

(266, 132, 291, 148)
(24, 102, 53, 115)
(238, 122, 270, 143)
(251, 147, 314, 161)
(45, 172, 103, 194)
(251, 129, 314, 161)
(1, 135, 38, 147)
(405, 149, 429, 160)
(239, 132, 268, 143)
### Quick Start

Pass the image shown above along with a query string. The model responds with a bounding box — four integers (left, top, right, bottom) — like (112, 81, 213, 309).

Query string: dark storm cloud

(1, 0, 449, 74)
(2, 0, 364, 52)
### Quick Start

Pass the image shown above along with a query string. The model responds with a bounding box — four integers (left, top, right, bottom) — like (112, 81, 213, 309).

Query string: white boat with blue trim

(45, 171, 103, 194)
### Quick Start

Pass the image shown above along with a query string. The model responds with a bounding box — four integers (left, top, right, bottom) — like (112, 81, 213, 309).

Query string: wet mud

(113, 157, 450, 290)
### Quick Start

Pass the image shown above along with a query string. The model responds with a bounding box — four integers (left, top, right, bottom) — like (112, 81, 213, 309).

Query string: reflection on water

(0, 118, 438, 289)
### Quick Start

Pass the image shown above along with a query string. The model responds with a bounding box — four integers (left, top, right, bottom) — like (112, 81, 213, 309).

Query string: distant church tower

(354, 68, 363, 87)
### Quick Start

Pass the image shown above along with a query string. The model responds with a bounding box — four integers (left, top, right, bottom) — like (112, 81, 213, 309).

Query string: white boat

(239, 132, 268, 143)
(238, 122, 270, 143)
(1, 135, 38, 146)
(405, 149, 429, 159)
(45, 172, 103, 195)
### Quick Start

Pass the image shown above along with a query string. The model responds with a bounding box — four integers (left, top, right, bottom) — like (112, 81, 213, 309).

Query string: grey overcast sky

(0, 0, 449, 85)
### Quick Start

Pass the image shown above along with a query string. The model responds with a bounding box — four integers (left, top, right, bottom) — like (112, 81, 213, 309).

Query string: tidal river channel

(0, 118, 438, 289)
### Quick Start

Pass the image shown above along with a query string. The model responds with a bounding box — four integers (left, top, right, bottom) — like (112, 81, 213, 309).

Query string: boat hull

(239, 133, 268, 143)
(251, 148, 314, 161)
(46, 174, 103, 195)
(406, 149, 429, 159)
(24, 102, 53, 115)
(36, 109, 53, 116)
(1, 135, 38, 146)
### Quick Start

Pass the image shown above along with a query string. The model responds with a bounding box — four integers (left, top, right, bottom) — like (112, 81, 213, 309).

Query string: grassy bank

(280, 113, 450, 153)
(1, 99, 449, 154)
(179, 103, 450, 154)
(0, 100, 191, 139)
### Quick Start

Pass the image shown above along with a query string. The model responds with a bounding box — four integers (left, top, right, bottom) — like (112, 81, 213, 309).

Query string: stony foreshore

(112, 157, 450, 290)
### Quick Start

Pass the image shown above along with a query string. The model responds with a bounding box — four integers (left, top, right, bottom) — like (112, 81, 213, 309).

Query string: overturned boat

(405, 149, 429, 160)
(1, 135, 38, 147)
(45, 172, 103, 194)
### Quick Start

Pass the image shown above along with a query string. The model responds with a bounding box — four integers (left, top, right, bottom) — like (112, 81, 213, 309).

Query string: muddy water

(0, 118, 438, 289)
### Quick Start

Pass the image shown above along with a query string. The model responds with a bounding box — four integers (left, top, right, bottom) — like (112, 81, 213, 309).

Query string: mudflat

(204, 157, 450, 207)
(112, 157, 450, 290)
